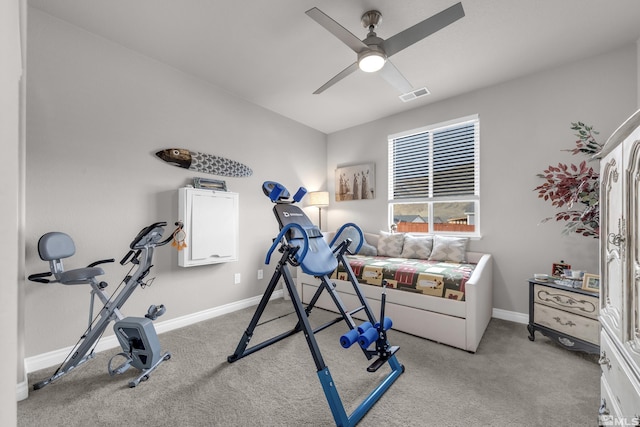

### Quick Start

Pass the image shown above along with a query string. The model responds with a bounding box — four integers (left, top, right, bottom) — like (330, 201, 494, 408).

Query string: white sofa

(296, 232, 493, 353)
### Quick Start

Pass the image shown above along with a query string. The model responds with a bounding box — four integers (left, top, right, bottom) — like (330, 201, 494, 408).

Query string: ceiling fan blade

(378, 60, 413, 94)
(306, 7, 368, 54)
(313, 62, 359, 94)
(382, 2, 465, 57)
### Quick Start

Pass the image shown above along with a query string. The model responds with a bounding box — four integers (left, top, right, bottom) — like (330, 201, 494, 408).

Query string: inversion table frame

(228, 183, 403, 427)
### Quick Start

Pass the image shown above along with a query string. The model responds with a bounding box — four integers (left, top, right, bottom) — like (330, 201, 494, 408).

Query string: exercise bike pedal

(108, 352, 133, 376)
(366, 346, 400, 373)
(146, 304, 165, 320)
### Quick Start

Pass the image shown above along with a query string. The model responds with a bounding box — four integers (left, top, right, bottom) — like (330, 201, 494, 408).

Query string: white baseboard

(16, 374, 28, 402)
(19, 289, 283, 400)
(492, 308, 528, 324)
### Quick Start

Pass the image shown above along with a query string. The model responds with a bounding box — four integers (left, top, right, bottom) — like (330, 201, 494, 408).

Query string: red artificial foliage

(534, 123, 602, 238)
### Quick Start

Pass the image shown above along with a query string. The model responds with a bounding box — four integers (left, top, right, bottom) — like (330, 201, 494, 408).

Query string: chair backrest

(37, 232, 75, 277)
(38, 232, 75, 260)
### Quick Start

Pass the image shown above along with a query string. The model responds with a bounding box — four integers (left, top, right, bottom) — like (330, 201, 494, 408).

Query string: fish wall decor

(155, 148, 253, 177)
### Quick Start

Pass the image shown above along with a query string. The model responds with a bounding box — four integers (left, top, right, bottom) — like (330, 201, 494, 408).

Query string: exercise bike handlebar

(27, 271, 52, 283)
(120, 250, 141, 266)
(87, 258, 115, 268)
(265, 223, 309, 265)
(120, 221, 184, 266)
(155, 221, 184, 248)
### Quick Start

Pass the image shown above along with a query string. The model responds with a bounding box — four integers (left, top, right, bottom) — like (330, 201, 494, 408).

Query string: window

(388, 115, 480, 237)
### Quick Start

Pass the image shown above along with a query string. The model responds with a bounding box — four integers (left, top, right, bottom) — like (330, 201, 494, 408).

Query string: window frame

(387, 114, 480, 238)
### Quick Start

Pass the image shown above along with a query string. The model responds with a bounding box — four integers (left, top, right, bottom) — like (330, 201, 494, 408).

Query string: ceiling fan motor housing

(359, 11, 387, 72)
(361, 10, 382, 30)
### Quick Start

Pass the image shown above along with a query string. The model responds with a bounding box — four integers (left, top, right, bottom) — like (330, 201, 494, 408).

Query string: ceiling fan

(306, 3, 465, 95)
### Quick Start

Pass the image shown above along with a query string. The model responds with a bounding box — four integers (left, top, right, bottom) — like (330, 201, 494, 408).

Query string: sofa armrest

(363, 232, 379, 248)
(464, 253, 493, 352)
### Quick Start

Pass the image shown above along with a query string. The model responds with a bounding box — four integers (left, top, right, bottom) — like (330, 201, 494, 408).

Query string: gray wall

(2, 0, 24, 423)
(23, 9, 327, 357)
(325, 44, 638, 316)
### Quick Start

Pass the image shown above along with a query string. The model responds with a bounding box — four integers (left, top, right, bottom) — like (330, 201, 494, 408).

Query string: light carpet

(18, 299, 600, 426)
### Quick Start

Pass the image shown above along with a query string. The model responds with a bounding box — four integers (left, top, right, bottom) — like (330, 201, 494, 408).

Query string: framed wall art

(581, 273, 600, 293)
(335, 162, 375, 201)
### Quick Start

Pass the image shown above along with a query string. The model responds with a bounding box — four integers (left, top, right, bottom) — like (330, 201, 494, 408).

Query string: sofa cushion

(429, 235, 469, 263)
(401, 234, 433, 259)
(336, 254, 475, 301)
(377, 231, 404, 257)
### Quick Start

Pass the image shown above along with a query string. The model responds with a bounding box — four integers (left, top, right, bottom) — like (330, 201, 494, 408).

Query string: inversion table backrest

(272, 203, 338, 277)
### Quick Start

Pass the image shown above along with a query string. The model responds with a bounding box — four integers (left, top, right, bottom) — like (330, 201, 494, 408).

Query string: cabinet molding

(598, 109, 640, 417)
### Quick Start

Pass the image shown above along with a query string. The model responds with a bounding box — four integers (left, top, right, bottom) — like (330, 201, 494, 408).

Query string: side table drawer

(534, 303, 599, 345)
(599, 331, 640, 418)
(534, 284, 599, 320)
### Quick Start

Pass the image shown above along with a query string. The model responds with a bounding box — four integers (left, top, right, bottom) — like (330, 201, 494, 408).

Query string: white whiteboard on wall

(178, 188, 239, 267)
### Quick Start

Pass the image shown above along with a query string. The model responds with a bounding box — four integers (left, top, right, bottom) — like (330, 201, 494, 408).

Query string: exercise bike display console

(27, 221, 182, 390)
(228, 181, 404, 427)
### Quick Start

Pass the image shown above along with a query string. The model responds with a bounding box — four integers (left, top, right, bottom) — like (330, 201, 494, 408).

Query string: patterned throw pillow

(377, 231, 404, 257)
(400, 234, 433, 259)
(428, 235, 469, 263)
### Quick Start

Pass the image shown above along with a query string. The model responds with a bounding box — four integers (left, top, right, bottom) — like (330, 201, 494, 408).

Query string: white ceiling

(28, 0, 640, 134)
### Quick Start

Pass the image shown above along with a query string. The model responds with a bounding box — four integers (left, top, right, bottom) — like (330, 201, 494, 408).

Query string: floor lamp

(307, 191, 329, 230)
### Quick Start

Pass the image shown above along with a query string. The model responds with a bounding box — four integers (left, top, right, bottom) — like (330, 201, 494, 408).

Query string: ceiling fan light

(358, 51, 386, 72)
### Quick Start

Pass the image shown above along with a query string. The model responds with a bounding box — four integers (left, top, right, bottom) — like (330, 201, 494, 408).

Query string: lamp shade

(307, 191, 329, 207)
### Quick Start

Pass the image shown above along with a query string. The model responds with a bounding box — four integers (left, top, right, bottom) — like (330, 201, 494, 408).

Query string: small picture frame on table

(581, 273, 600, 293)
(552, 261, 570, 277)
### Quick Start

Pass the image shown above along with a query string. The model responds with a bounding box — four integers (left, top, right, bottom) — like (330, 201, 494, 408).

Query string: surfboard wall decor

(155, 148, 253, 177)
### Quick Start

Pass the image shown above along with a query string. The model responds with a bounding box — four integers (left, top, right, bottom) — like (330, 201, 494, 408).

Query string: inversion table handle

(329, 223, 364, 254)
(264, 223, 309, 265)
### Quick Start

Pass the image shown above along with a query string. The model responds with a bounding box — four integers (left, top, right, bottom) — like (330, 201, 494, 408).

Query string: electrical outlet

(257, 269, 264, 280)
(234, 273, 241, 284)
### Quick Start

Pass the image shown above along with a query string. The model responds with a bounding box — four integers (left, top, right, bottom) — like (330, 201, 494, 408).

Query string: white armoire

(598, 109, 640, 420)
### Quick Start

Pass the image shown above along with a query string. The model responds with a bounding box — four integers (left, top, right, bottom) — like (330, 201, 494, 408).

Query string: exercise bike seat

(36, 232, 106, 285)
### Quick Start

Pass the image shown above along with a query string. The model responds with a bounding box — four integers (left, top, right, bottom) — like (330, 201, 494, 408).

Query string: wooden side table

(527, 278, 600, 354)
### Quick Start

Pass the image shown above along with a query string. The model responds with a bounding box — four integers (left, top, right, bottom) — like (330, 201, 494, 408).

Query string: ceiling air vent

(399, 87, 430, 103)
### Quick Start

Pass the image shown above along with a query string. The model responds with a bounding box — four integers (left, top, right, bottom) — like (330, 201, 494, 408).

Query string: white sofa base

(297, 249, 493, 353)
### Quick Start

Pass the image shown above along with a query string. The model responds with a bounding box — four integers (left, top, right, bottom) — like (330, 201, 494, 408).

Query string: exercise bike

(28, 221, 182, 389)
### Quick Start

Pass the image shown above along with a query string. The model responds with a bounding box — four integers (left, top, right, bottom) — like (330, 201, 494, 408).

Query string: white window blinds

(389, 116, 479, 201)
